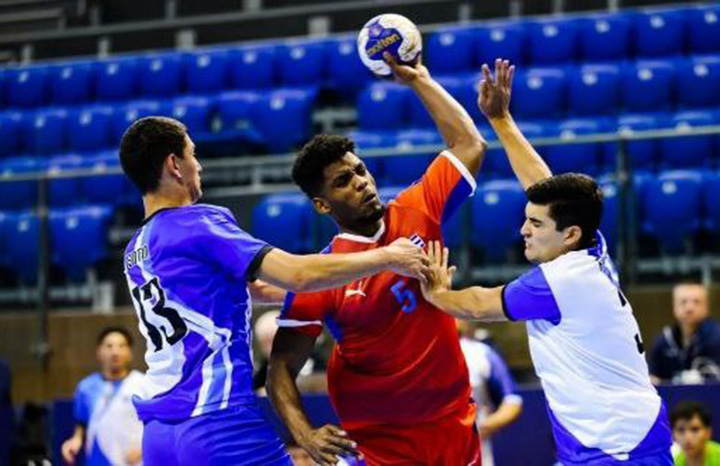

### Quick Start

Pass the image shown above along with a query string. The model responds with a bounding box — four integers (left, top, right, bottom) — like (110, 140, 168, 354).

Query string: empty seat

(658, 111, 716, 169)
(357, 83, 411, 130)
(81, 152, 127, 206)
(441, 203, 468, 249)
(49, 62, 95, 105)
(0, 69, 7, 108)
(4, 211, 39, 283)
(527, 18, 579, 65)
(27, 109, 68, 155)
(327, 36, 373, 97)
(139, 53, 184, 98)
(634, 9, 687, 58)
(543, 119, 608, 175)
(185, 49, 229, 94)
(50, 205, 113, 281)
(382, 130, 442, 186)
(0, 157, 44, 209)
(688, 5, 720, 55)
(228, 44, 278, 90)
(568, 64, 620, 116)
(170, 97, 212, 134)
(579, 13, 632, 62)
(598, 176, 619, 252)
(0, 112, 25, 156)
(621, 60, 676, 113)
(642, 170, 702, 254)
(483, 121, 546, 179)
(511, 67, 567, 119)
(427, 26, 477, 74)
(255, 89, 318, 152)
(111, 100, 165, 144)
(252, 193, 312, 253)
(277, 40, 328, 87)
(677, 55, 720, 109)
(409, 76, 465, 128)
(476, 22, 526, 66)
(702, 170, 720, 237)
(47, 155, 84, 207)
(612, 114, 661, 171)
(215, 91, 262, 144)
(470, 179, 526, 261)
(68, 106, 114, 153)
(96, 58, 140, 102)
(7, 66, 49, 108)
(347, 130, 392, 181)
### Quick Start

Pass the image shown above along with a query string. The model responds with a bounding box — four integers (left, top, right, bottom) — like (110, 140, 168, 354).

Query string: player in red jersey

(266, 56, 487, 466)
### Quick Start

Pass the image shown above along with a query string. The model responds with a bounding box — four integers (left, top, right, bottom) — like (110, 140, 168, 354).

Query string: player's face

(673, 416, 711, 458)
(317, 152, 384, 230)
(178, 134, 203, 203)
(520, 203, 574, 264)
(673, 285, 709, 329)
(97, 332, 133, 375)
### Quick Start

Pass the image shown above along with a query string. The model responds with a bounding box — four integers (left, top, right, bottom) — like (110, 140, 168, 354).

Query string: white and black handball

(357, 14, 422, 78)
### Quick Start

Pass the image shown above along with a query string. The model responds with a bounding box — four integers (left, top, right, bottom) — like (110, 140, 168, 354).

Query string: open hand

(297, 424, 362, 466)
(420, 241, 455, 302)
(478, 58, 515, 120)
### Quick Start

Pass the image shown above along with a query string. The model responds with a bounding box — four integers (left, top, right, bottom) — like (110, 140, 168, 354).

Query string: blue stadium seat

(382, 129, 442, 185)
(483, 121, 546, 179)
(568, 64, 620, 116)
(49, 62, 95, 105)
(0, 69, 7, 108)
(7, 66, 49, 108)
(347, 130, 391, 181)
(185, 49, 229, 94)
(0, 112, 25, 156)
(427, 26, 477, 74)
(95, 58, 140, 102)
(80, 151, 129, 206)
(327, 35, 373, 97)
(139, 53, 184, 98)
(658, 111, 716, 169)
(228, 44, 278, 89)
(0, 157, 44, 209)
(702, 170, 720, 237)
(409, 76, 464, 128)
(612, 114, 661, 171)
(634, 9, 687, 58)
(579, 13, 632, 62)
(441, 203, 467, 249)
(677, 55, 720, 109)
(215, 91, 262, 143)
(511, 67, 567, 119)
(255, 89, 317, 152)
(4, 211, 39, 283)
(27, 109, 68, 155)
(621, 60, 676, 113)
(476, 22, 526, 66)
(543, 119, 608, 175)
(111, 100, 165, 144)
(47, 155, 84, 207)
(357, 83, 411, 130)
(470, 179, 526, 261)
(252, 193, 312, 253)
(688, 5, 720, 55)
(642, 170, 702, 254)
(68, 106, 113, 153)
(527, 18, 579, 65)
(277, 40, 327, 87)
(50, 205, 113, 281)
(170, 97, 212, 134)
(597, 176, 619, 253)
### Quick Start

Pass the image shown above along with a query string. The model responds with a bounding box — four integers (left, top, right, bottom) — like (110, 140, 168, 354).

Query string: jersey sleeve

(277, 290, 334, 338)
(72, 384, 89, 426)
(502, 266, 562, 324)
(485, 346, 523, 408)
(197, 207, 272, 283)
(394, 150, 477, 225)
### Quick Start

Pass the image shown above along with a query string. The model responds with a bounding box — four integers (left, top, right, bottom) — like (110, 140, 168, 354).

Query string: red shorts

(348, 403, 480, 466)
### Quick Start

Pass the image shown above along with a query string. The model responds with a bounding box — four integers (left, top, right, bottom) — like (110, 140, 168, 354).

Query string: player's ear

(563, 225, 583, 249)
(313, 197, 331, 215)
(166, 154, 183, 180)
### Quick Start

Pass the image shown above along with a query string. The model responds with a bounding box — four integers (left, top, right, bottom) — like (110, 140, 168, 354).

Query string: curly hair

(292, 135, 355, 198)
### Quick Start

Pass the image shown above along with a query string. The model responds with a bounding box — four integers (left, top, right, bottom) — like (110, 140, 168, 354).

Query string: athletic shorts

(142, 403, 291, 466)
(560, 449, 673, 466)
(347, 402, 480, 466)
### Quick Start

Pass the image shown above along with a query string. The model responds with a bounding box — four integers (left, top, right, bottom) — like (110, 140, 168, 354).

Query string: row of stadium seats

(0, 88, 317, 156)
(0, 205, 112, 284)
(361, 56, 720, 125)
(252, 170, 720, 259)
(1, 5, 717, 111)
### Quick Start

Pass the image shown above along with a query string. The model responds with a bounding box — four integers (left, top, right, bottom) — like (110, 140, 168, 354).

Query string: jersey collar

(336, 220, 386, 244)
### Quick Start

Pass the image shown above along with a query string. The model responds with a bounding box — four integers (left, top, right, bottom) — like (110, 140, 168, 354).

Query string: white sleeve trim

(440, 150, 477, 196)
(276, 318, 323, 328)
(502, 394, 524, 406)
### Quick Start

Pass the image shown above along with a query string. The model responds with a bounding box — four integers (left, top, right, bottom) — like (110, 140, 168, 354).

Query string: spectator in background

(650, 282, 720, 384)
(0, 358, 13, 466)
(61, 327, 144, 465)
(457, 320, 523, 466)
(671, 401, 720, 466)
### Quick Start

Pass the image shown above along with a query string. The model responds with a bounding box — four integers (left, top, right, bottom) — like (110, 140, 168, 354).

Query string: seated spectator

(650, 282, 720, 384)
(671, 401, 720, 466)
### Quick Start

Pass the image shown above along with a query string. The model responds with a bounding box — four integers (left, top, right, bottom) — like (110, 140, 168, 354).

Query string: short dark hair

(97, 326, 133, 347)
(292, 134, 355, 197)
(525, 173, 604, 250)
(670, 401, 712, 428)
(119, 116, 187, 195)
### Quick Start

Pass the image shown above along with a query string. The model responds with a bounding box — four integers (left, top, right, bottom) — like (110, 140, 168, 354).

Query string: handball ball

(357, 14, 422, 78)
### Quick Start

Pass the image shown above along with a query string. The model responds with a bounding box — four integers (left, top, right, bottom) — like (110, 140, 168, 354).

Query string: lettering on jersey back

(125, 245, 149, 272)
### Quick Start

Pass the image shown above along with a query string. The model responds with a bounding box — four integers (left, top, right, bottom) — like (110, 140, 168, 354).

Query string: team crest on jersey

(409, 234, 425, 248)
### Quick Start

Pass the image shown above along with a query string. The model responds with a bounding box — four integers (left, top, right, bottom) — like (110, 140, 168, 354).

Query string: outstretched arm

(479, 59, 552, 190)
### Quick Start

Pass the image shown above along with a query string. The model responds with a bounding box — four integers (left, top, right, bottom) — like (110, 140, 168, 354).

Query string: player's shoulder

(76, 372, 104, 393)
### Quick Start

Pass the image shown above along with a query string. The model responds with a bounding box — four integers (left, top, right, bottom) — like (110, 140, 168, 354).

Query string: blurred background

(0, 0, 720, 464)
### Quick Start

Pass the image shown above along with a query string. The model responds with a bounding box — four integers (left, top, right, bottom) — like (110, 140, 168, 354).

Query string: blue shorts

(561, 449, 673, 466)
(143, 403, 291, 466)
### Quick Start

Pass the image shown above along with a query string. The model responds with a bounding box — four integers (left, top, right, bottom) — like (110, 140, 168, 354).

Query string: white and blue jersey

(73, 371, 144, 466)
(502, 232, 672, 465)
(123, 204, 272, 422)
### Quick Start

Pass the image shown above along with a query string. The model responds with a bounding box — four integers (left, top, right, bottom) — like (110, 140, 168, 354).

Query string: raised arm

(479, 59, 552, 190)
(256, 237, 428, 293)
(387, 55, 487, 176)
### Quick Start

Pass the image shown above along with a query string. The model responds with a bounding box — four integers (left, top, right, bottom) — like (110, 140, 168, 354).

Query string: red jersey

(278, 150, 477, 430)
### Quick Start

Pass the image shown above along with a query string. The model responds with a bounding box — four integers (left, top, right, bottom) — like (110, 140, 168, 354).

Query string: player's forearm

(267, 360, 316, 443)
(485, 400, 522, 432)
(410, 76, 486, 173)
(488, 114, 552, 190)
(248, 280, 287, 304)
(426, 286, 506, 322)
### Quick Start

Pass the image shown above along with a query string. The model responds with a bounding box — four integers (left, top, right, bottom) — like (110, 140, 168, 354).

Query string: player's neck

(340, 218, 383, 239)
(143, 191, 193, 220)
